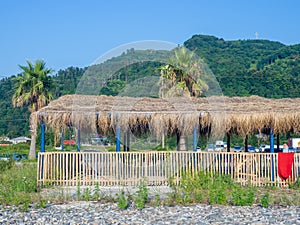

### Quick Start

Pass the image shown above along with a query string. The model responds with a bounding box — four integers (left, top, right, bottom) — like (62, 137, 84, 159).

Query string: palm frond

(12, 60, 53, 111)
(160, 47, 208, 97)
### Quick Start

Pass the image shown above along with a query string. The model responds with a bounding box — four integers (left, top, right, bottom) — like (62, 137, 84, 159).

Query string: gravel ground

(1, 201, 300, 225)
(1, 186, 300, 224)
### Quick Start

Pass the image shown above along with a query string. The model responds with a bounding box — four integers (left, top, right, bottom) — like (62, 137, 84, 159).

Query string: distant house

(0, 136, 10, 142)
(10, 136, 31, 144)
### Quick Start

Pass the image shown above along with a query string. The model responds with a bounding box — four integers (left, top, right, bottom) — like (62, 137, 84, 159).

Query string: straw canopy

(31, 94, 300, 137)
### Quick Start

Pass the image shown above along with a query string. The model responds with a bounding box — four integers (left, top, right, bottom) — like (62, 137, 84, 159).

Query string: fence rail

(37, 152, 300, 187)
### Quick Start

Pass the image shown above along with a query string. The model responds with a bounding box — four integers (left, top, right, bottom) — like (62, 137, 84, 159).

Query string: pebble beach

(1, 202, 300, 225)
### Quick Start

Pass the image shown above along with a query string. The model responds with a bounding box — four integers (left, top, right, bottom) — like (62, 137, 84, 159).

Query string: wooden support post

(116, 113, 121, 152)
(61, 129, 64, 151)
(116, 126, 121, 152)
(126, 129, 130, 152)
(193, 126, 197, 151)
(270, 128, 274, 182)
(226, 132, 230, 152)
(40, 121, 45, 152)
(162, 126, 165, 149)
(77, 128, 81, 152)
(245, 135, 248, 152)
(277, 133, 280, 151)
(123, 132, 127, 152)
(176, 131, 180, 151)
(270, 129, 274, 153)
(123, 129, 130, 152)
(40, 120, 45, 182)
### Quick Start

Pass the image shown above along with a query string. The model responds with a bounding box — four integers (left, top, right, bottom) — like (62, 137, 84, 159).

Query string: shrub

(92, 182, 101, 200)
(0, 157, 14, 173)
(261, 193, 270, 208)
(209, 188, 227, 205)
(154, 193, 161, 206)
(289, 177, 300, 189)
(170, 170, 258, 206)
(134, 182, 149, 209)
(81, 187, 92, 201)
(117, 190, 129, 210)
(231, 185, 256, 206)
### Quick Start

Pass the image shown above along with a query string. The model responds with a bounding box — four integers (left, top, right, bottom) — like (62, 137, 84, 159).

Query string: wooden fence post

(193, 126, 197, 151)
(40, 120, 45, 153)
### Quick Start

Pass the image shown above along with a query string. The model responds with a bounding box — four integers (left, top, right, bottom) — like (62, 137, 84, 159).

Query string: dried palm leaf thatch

(97, 112, 111, 134)
(289, 113, 300, 133)
(33, 94, 300, 137)
(179, 112, 199, 135)
(149, 113, 166, 138)
(209, 112, 227, 139)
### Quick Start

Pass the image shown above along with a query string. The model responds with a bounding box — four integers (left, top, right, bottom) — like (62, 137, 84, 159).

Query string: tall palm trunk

(177, 132, 188, 151)
(29, 132, 37, 159)
(29, 110, 37, 159)
(162, 132, 165, 149)
(28, 103, 39, 160)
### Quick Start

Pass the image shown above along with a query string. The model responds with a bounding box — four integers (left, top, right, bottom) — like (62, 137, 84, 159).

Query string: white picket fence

(37, 151, 300, 187)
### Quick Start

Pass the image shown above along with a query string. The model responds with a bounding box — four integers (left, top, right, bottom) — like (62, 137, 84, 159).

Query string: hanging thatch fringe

(33, 94, 300, 136)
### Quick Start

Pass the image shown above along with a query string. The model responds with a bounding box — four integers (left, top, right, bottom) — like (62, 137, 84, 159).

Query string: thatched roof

(31, 94, 300, 136)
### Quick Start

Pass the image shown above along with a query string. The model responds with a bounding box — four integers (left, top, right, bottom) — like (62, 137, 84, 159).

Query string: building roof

(11, 136, 31, 141)
(31, 94, 300, 136)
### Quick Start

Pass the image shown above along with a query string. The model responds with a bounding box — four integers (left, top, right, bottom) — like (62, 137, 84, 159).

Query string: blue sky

(1, 0, 299, 77)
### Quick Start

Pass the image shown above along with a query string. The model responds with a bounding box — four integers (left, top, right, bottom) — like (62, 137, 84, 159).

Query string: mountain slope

(2, 34, 300, 137)
(184, 35, 300, 97)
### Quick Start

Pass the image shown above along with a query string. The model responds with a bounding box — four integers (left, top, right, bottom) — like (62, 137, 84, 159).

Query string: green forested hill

(0, 77, 30, 137)
(1, 34, 300, 137)
(52, 66, 86, 97)
(184, 35, 300, 97)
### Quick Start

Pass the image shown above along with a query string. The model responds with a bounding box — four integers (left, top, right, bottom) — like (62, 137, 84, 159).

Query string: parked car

(206, 144, 215, 151)
(215, 144, 224, 151)
(234, 146, 242, 152)
(259, 144, 268, 152)
(263, 146, 283, 153)
(247, 146, 256, 153)
(289, 147, 300, 152)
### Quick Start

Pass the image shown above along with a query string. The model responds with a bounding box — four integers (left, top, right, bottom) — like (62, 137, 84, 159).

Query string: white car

(259, 144, 269, 152)
(215, 144, 224, 151)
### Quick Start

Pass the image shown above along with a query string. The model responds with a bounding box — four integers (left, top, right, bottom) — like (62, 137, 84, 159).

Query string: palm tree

(12, 60, 53, 159)
(160, 47, 208, 98)
(160, 47, 208, 150)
